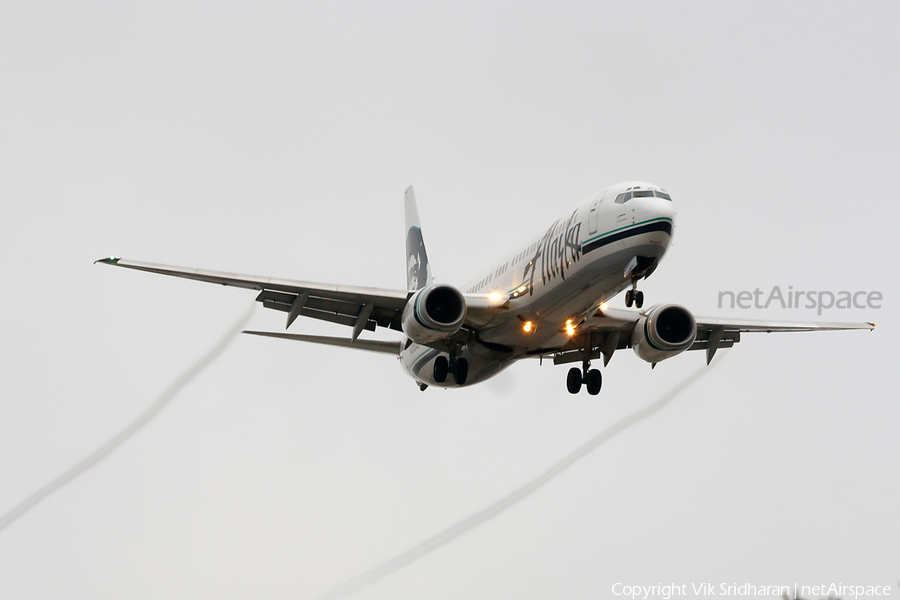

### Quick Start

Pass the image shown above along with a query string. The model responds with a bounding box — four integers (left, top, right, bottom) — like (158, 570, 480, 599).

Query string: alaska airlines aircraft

(96, 183, 874, 394)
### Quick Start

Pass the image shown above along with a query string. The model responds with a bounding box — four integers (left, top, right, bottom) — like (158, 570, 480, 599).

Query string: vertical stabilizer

(404, 186, 435, 291)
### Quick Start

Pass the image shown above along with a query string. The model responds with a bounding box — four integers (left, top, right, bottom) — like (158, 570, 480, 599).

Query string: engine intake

(632, 304, 697, 363)
(402, 284, 467, 343)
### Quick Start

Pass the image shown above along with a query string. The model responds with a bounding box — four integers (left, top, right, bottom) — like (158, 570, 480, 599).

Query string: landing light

(517, 285, 527, 293)
(599, 302, 608, 311)
(523, 321, 533, 333)
(565, 319, 575, 336)
(489, 292, 503, 302)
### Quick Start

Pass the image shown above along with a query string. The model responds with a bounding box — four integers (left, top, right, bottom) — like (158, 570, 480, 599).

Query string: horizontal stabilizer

(243, 330, 402, 355)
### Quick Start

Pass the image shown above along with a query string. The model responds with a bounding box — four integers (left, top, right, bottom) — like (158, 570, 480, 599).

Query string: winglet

(94, 256, 121, 265)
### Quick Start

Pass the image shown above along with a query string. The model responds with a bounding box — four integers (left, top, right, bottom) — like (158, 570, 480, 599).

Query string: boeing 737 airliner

(97, 183, 874, 394)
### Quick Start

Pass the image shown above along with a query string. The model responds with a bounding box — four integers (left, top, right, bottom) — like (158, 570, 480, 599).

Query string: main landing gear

(624, 280, 644, 309)
(566, 364, 602, 395)
(433, 355, 469, 386)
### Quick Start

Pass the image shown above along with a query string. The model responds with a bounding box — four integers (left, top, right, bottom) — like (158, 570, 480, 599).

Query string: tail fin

(404, 186, 435, 291)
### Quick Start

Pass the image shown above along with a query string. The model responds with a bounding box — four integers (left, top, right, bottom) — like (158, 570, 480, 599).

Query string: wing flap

(555, 306, 874, 365)
(581, 305, 875, 334)
(97, 257, 410, 334)
(96, 257, 410, 309)
(694, 316, 875, 332)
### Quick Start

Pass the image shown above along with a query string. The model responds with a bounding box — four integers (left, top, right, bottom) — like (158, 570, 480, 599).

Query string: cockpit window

(616, 189, 672, 203)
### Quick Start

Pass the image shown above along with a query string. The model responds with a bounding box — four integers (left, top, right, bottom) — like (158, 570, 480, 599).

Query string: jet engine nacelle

(401, 284, 467, 344)
(631, 304, 697, 364)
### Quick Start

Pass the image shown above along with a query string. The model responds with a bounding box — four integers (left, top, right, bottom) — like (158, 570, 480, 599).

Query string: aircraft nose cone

(638, 196, 675, 223)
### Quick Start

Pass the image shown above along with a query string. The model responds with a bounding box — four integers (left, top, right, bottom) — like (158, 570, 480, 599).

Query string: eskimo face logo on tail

(522, 210, 581, 295)
(407, 226, 429, 290)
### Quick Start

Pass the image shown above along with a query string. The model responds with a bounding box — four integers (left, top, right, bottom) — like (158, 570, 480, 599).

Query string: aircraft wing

(542, 307, 874, 366)
(688, 315, 874, 363)
(95, 257, 410, 339)
(690, 316, 875, 332)
(582, 306, 874, 335)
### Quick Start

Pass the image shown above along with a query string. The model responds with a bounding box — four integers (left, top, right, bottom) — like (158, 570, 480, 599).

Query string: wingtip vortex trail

(319, 358, 724, 600)
(0, 305, 255, 533)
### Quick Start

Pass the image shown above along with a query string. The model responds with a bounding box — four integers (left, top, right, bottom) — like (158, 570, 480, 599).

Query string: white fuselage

(399, 181, 676, 387)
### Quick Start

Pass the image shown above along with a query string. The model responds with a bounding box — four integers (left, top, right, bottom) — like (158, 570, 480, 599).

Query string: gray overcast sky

(1, 1, 898, 598)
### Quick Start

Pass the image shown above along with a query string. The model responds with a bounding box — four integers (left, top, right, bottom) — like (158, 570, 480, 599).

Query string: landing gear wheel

(625, 290, 634, 308)
(585, 369, 602, 395)
(453, 358, 469, 385)
(634, 291, 644, 309)
(566, 367, 583, 394)
(433, 356, 448, 383)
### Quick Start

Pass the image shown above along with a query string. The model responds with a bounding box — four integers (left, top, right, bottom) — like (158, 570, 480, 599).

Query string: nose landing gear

(624, 280, 644, 309)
